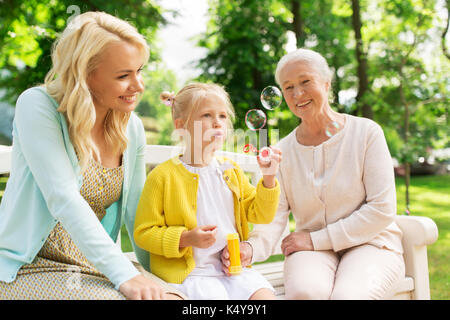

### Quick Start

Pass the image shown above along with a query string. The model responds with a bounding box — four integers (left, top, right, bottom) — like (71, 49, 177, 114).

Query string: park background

(0, 0, 448, 299)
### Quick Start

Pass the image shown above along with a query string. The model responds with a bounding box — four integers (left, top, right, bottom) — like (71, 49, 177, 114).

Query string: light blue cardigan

(0, 86, 150, 290)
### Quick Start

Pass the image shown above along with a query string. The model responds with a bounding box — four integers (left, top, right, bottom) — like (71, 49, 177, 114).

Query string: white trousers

(170, 268, 274, 300)
(283, 244, 405, 300)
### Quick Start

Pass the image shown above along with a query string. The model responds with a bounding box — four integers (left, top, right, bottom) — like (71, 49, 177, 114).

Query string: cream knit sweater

(248, 114, 403, 262)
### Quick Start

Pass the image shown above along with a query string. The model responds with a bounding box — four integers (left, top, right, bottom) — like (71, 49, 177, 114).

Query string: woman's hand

(257, 147, 282, 188)
(179, 225, 217, 249)
(281, 231, 314, 256)
(220, 241, 253, 276)
(119, 274, 167, 300)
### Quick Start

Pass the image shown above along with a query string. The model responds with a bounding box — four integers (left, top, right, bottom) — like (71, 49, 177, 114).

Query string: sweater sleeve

(133, 170, 188, 259)
(123, 116, 151, 271)
(310, 123, 397, 252)
(248, 169, 290, 263)
(15, 87, 139, 290)
(238, 164, 280, 225)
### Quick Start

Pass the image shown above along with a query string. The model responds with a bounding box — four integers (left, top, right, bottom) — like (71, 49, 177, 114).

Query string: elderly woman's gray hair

(275, 49, 333, 86)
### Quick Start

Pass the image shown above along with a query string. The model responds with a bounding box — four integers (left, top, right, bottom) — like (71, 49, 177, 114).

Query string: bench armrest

(395, 215, 438, 299)
(395, 215, 438, 246)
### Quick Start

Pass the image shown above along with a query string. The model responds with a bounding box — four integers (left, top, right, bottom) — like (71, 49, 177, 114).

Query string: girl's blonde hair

(45, 11, 149, 172)
(160, 83, 235, 129)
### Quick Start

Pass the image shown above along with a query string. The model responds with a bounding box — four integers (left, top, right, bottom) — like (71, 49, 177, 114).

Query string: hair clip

(163, 91, 175, 107)
(163, 98, 173, 106)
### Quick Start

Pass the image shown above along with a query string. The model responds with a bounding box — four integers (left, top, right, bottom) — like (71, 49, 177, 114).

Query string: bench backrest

(0, 145, 12, 175)
(0, 144, 262, 185)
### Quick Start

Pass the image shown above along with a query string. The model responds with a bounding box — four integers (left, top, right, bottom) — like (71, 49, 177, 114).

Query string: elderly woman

(239, 48, 405, 299)
(0, 12, 184, 300)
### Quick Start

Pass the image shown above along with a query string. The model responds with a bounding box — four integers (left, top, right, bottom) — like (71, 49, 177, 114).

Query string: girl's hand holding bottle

(220, 241, 253, 277)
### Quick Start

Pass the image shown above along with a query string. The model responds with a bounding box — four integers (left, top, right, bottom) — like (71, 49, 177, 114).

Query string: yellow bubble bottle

(227, 233, 242, 275)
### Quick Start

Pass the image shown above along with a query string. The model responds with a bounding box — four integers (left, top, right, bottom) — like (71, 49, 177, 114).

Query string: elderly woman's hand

(281, 231, 314, 256)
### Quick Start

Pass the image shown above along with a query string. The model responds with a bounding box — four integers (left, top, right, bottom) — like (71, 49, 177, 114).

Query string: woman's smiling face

(279, 60, 330, 120)
(87, 41, 145, 114)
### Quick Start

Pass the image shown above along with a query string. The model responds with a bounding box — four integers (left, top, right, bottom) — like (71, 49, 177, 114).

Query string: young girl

(134, 83, 282, 300)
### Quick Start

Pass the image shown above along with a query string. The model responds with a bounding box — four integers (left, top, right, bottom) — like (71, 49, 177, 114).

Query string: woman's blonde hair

(160, 83, 235, 129)
(45, 11, 149, 172)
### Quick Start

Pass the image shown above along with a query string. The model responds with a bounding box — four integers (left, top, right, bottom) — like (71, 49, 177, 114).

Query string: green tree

(197, 0, 295, 142)
(351, 0, 373, 118)
(287, 0, 354, 112)
(198, 0, 448, 205)
(366, 0, 449, 212)
(0, 0, 165, 104)
(198, 0, 358, 141)
(135, 61, 178, 145)
(442, 0, 450, 59)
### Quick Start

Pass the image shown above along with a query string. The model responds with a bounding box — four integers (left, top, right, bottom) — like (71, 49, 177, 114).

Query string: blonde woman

(0, 12, 183, 300)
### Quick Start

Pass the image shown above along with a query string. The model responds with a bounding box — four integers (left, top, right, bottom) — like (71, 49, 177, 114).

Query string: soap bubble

(260, 86, 282, 110)
(245, 109, 267, 131)
(325, 121, 341, 138)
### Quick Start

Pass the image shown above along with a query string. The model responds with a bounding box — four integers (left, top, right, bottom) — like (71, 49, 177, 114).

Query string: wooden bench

(0, 144, 439, 299)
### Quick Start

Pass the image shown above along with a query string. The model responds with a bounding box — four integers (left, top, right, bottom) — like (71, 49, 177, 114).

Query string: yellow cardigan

(133, 155, 280, 284)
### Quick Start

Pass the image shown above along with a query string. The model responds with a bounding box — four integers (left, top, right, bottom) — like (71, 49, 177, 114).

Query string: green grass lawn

(1, 174, 448, 299)
(395, 175, 450, 300)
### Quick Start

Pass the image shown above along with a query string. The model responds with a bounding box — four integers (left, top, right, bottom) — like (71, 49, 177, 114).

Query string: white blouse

(312, 144, 326, 201)
(181, 157, 236, 276)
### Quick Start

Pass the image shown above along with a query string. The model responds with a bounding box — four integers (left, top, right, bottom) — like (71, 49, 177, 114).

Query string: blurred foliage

(197, 0, 449, 163)
(0, 0, 165, 104)
(196, 0, 296, 142)
(135, 61, 178, 145)
(366, 0, 450, 163)
(0, 0, 449, 160)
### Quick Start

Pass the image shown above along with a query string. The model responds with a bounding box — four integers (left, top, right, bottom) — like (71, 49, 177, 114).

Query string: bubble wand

(242, 86, 282, 162)
(243, 144, 273, 163)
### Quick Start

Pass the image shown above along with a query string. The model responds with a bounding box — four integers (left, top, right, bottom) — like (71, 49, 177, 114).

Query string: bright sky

(157, 0, 210, 86)
(156, 0, 297, 86)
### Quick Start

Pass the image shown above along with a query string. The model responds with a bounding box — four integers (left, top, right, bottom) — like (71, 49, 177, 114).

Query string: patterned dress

(0, 159, 126, 299)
